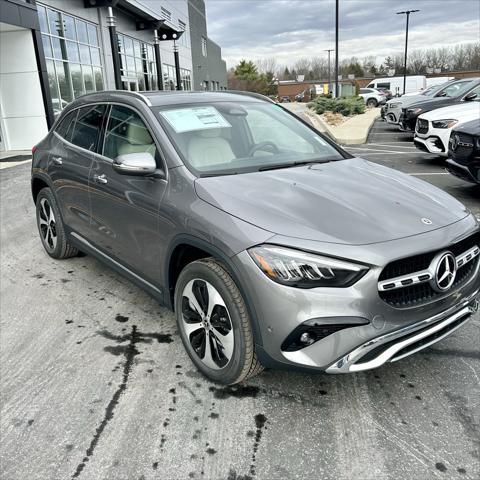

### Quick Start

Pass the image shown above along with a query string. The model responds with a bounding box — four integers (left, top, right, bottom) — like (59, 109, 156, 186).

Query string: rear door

(88, 103, 167, 284)
(48, 104, 106, 238)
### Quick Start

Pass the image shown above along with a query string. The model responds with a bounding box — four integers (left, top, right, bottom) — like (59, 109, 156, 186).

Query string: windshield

(435, 80, 475, 98)
(154, 101, 345, 176)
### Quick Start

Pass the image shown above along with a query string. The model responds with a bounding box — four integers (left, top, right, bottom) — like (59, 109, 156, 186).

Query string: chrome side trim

(326, 290, 479, 374)
(378, 244, 480, 292)
(70, 232, 162, 296)
(456, 245, 480, 268)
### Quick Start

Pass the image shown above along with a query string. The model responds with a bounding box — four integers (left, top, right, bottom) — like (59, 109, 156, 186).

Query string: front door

(89, 104, 167, 285)
(48, 105, 106, 238)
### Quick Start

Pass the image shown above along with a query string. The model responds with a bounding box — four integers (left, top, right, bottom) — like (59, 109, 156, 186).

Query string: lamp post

(324, 49, 334, 95)
(334, 0, 339, 98)
(396, 9, 419, 95)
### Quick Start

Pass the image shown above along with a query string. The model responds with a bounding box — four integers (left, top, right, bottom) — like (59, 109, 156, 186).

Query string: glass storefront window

(76, 20, 88, 44)
(63, 15, 76, 41)
(87, 24, 98, 46)
(70, 64, 84, 97)
(66, 41, 79, 63)
(117, 33, 159, 92)
(38, 5, 49, 34)
(38, 3, 104, 117)
(82, 66, 94, 92)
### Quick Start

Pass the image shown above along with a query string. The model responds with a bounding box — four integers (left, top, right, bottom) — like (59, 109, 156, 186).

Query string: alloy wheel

(181, 279, 234, 370)
(38, 198, 57, 251)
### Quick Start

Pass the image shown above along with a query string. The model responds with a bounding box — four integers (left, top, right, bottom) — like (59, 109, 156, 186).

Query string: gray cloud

(205, 0, 480, 68)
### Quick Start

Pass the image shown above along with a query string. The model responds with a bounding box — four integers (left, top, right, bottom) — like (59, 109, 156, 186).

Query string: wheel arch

(31, 173, 53, 204)
(165, 234, 264, 347)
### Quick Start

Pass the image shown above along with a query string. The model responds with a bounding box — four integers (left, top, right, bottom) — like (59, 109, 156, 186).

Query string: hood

(453, 118, 480, 136)
(194, 159, 469, 245)
(421, 102, 480, 121)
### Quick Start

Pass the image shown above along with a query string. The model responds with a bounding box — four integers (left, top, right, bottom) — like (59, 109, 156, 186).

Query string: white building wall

(0, 25, 48, 150)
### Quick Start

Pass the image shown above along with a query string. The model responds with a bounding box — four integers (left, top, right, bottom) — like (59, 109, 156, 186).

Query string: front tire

(174, 258, 263, 384)
(36, 187, 78, 259)
(367, 98, 378, 108)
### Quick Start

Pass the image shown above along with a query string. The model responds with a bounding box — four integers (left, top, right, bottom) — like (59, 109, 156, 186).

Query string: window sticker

(160, 106, 231, 133)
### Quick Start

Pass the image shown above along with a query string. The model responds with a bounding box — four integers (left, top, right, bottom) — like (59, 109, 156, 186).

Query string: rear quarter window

(55, 110, 77, 142)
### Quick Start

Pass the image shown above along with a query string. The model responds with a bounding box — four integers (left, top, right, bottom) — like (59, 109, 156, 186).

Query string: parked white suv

(414, 102, 480, 156)
(359, 88, 386, 108)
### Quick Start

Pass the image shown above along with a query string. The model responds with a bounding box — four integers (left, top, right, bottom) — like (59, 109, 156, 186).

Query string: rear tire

(175, 258, 263, 384)
(36, 187, 78, 259)
(367, 98, 378, 108)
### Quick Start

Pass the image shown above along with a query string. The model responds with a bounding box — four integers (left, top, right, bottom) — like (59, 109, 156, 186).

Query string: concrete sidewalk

(305, 107, 381, 145)
(0, 150, 32, 169)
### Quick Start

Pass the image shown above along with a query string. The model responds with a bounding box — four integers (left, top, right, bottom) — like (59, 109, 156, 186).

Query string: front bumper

(414, 135, 447, 156)
(446, 158, 480, 184)
(232, 219, 480, 373)
(327, 293, 478, 373)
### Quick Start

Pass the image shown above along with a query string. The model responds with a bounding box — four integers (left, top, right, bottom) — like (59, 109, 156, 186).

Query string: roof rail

(115, 90, 152, 106)
(223, 90, 275, 103)
(75, 90, 152, 106)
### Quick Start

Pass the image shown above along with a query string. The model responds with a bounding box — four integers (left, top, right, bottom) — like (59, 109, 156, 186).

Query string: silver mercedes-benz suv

(31, 91, 479, 384)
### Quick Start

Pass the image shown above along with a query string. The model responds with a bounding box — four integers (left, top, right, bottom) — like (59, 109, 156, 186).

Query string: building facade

(0, 0, 227, 152)
(188, 0, 226, 91)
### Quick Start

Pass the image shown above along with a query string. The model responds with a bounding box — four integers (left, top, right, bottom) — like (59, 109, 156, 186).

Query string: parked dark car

(399, 78, 480, 131)
(31, 90, 480, 384)
(446, 119, 480, 184)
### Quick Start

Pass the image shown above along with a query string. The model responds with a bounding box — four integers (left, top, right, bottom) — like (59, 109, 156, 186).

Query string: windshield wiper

(258, 158, 337, 172)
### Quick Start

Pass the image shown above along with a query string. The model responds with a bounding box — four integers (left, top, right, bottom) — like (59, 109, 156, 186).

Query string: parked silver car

(31, 91, 480, 384)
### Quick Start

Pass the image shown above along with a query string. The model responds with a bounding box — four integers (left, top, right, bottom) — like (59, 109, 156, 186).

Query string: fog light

(300, 332, 315, 345)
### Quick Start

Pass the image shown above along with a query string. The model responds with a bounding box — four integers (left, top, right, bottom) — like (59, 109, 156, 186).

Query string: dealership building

(0, 0, 227, 152)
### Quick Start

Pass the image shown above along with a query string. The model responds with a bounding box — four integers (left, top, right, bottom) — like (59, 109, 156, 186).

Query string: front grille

(450, 132, 475, 160)
(379, 232, 480, 308)
(416, 118, 429, 134)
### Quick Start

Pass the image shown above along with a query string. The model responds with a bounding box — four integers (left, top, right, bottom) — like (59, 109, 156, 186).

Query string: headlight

(432, 119, 458, 129)
(408, 108, 423, 116)
(476, 137, 480, 149)
(248, 245, 368, 288)
(389, 102, 401, 108)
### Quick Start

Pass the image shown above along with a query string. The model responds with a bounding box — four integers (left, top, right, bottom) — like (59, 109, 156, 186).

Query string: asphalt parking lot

(1, 129, 479, 480)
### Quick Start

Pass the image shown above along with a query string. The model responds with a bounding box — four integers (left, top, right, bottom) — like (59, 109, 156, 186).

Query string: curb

(307, 108, 380, 145)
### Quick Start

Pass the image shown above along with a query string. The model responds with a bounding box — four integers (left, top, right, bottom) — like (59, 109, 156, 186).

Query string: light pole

(335, 0, 339, 98)
(324, 49, 334, 94)
(396, 9, 419, 95)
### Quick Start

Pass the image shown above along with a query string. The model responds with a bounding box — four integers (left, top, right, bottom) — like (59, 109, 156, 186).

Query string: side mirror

(112, 152, 157, 176)
(464, 92, 478, 102)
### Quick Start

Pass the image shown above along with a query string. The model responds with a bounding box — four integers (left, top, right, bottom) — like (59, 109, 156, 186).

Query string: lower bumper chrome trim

(326, 292, 479, 374)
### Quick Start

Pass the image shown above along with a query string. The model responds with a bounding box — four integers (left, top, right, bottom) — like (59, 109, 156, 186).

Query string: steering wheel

(249, 141, 280, 156)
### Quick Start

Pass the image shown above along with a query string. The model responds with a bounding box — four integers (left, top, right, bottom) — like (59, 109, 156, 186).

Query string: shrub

(308, 96, 365, 117)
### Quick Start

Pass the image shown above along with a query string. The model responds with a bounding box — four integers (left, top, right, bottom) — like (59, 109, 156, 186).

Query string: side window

(71, 104, 106, 151)
(103, 105, 157, 160)
(439, 81, 469, 97)
(55, 110, 77, 142)
(377, 82, 390, 89)
(245, 108, 314, 154)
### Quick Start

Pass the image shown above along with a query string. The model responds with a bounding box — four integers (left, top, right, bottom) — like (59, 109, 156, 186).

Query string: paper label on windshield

(160, 106, 231, 133)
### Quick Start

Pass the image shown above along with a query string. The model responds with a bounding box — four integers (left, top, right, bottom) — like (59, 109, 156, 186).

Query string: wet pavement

(1, 151, 479, 480)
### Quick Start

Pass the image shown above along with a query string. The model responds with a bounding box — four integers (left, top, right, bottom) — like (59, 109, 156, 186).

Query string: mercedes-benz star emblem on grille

(421, 217, 433, 225)
(450, 135, 458, 151)
(433, 252, 457, 292)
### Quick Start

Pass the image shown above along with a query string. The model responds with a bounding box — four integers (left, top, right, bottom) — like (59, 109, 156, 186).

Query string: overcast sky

(205, 0, 480, 69)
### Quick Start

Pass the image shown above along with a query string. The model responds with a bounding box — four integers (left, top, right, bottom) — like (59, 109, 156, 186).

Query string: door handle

(93, 173, 108, 184)
(52, 156, 63, 165)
